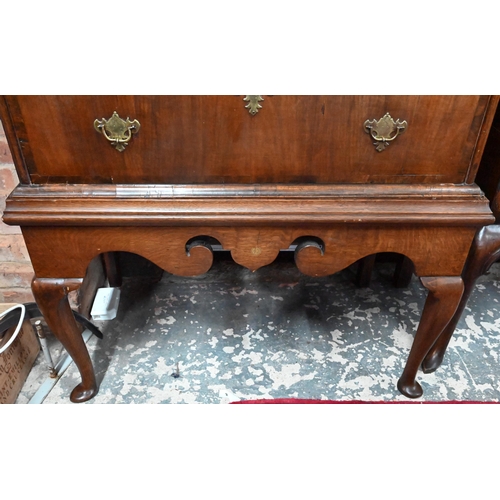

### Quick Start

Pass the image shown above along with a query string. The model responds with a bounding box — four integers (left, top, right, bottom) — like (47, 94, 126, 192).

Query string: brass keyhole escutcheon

(244, 96, 264, 115)
(94, 111, 141, 152)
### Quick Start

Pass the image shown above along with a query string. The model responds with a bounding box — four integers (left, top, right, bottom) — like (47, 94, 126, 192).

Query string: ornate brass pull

(364, 113, 407, 152)
(94, 111, 141, 152)
(244, 95, 264, 115)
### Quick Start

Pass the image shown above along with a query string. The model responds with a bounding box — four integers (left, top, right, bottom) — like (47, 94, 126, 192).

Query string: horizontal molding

(10, 182, 486, 198)
(3, 183, 494, 227)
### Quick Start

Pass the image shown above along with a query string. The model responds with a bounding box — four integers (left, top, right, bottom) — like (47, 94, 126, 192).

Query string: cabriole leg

(397, 276, 464, 398)
(422, 226, 500, 373)
(32, 277, 98, 403)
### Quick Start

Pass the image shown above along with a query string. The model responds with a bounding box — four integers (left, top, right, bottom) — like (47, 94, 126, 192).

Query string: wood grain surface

(3, 95, 495, 185)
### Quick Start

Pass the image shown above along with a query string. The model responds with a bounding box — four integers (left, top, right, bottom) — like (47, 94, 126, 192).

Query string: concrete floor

(16, 252, 500, 403)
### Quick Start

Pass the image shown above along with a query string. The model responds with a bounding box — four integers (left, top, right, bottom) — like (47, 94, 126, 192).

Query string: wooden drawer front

(9, 95, 490, 185)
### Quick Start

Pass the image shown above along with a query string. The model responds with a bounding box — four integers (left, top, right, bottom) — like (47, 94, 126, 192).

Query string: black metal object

(0, 302, 103, 340)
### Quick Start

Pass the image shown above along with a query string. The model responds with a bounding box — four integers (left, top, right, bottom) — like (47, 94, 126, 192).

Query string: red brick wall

(0, 120, 35, 303)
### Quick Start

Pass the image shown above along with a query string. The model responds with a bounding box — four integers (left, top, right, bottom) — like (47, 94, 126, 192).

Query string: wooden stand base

(24, 224, 474, 402)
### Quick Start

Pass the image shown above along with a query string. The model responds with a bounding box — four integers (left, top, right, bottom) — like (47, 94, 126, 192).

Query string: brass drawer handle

(364, 113, 407, 152)
(94, 111, 141, 152)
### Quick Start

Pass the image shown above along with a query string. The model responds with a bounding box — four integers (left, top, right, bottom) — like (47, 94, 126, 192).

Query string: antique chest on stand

(0, 95, 497, 402)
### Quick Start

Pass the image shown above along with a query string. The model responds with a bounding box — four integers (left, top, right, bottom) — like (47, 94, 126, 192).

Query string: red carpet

(232, 398, 498, 404)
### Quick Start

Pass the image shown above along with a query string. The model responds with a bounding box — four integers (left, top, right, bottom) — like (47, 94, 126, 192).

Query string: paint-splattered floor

(16, 252, 500, 403)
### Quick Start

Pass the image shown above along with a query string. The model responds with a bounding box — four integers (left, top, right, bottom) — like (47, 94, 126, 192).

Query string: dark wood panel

(6, 95, 488, 185)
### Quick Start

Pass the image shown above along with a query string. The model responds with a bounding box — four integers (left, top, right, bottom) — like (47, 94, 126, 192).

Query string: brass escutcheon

(364, 113, 407, 152)
(94, 111, 141, 152)
(244, 95, 264, 115)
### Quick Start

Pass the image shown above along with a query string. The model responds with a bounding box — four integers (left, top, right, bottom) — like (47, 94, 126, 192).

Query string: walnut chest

(1, 95, 497, 402)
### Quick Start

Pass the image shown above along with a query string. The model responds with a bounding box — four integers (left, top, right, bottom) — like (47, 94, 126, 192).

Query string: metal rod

(34, 320, 57, 378)
(29, 330, 93, 404)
